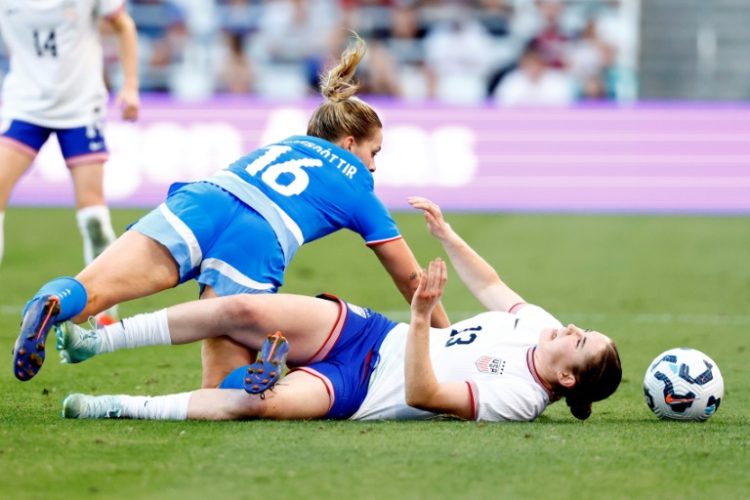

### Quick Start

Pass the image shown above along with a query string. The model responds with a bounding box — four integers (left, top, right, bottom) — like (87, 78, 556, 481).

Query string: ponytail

(307, 33, 382, 143)
(319, 33, 364, 103)
(564, 341, 622, 421)
(566, 397, 593, 421)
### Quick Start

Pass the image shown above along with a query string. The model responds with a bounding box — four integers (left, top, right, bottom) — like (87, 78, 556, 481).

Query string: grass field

(1, 207, 748, 499)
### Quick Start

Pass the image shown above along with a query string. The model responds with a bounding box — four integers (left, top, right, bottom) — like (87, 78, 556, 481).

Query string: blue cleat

(13, 295, 61, 381)
(243, 331, 288, 396)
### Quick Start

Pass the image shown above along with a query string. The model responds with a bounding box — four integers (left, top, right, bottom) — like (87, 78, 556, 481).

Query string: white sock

(96, 309, 172, 354)
(0, 211, 4, 267)
(76, 205, 116, 265)
(119, 392, 192, 420)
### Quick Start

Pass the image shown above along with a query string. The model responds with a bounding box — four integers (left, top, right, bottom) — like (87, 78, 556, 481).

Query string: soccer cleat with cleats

(13, 295, 61, 381)
(243, 331, 288, 396)
(62, 393, 122, 419)
(55, 321, 100, 364)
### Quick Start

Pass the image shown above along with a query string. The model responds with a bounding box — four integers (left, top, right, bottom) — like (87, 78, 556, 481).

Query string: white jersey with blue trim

(0, 0, 123, 128)
(351, 304, 564, 422)
(206, 135, 401, 265)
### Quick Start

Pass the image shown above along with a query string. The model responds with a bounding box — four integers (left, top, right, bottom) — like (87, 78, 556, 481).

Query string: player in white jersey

(0, 0, 139, 278)
(56, 198, 622, 423)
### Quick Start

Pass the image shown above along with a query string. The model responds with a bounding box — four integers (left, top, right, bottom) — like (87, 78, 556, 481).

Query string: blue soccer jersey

(206, 135, 401, 265)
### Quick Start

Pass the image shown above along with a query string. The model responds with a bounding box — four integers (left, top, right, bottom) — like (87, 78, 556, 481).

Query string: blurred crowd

(4, 0, 641, 105)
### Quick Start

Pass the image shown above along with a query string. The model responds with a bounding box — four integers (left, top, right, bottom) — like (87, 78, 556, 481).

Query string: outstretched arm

(371, 238, 450, 327)
(404, 259, 473, 419)
(106, 8, 140, 121)
(408, 197, 524, 312)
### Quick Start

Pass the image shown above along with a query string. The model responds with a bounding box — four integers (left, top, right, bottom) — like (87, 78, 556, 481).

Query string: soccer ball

(643, 348, 724, 421)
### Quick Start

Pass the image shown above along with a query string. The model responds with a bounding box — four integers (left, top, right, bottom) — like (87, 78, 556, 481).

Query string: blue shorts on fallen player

(220, 294, 397, 419)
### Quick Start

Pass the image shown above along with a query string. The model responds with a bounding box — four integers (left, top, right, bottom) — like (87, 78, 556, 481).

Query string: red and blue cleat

(13, 296, 60, 381)
(243, 331, 288, 396)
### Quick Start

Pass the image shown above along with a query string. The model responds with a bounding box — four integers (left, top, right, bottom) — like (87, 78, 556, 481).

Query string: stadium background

(4, 0, 749, 213)
(1, 1, 749, 499)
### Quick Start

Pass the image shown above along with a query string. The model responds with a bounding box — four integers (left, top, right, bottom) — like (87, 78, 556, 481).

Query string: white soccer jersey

(0, 0, 123, 128)
(351, 304, 563, 422)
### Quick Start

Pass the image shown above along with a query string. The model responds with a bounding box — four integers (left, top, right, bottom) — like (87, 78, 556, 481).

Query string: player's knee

(225, 391, 268, 419)
(222, 294, 266, 330)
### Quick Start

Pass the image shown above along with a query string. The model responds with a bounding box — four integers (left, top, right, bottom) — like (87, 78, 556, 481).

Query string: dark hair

(563, 341, 622, 420)
(306, 33, 382, 143)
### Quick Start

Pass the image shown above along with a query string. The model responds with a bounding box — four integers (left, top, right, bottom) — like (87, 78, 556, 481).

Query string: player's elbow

(405, 385, 436, 411)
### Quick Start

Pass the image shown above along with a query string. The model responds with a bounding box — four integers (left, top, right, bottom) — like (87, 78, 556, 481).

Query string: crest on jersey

(475, 355, 505, 375)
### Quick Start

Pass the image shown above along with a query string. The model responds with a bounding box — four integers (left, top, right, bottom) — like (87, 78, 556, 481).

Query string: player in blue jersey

(13, 34, 449, 387)
(56, 198, 622, 423)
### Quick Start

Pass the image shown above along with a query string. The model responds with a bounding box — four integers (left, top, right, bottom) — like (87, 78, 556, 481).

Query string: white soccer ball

(643, 347, 724, 421)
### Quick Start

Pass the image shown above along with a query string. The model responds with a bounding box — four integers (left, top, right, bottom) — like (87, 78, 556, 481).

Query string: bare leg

(187, 370, 331, 420)
(200, 336, 254, 388)
(0, 142, 35, 209)
(72, 230, 179, 322)
(199, 286, 254, 388)
(68, 161, 106, 209)
(0, 142, 35, 265)
(69, 162, 118, 324)
(170, 293, 341, 368)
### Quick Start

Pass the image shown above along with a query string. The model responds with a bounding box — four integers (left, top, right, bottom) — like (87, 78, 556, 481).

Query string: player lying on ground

(57, 198, 622, 422)
(11, 33, 448, 388)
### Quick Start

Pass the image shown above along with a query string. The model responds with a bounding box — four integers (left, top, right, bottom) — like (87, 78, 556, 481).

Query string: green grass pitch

(1, 207, 748, 499)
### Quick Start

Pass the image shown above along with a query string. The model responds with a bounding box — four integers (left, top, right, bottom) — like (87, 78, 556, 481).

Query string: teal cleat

(62, 393, 122, 419)
(56, 321, 100, 364)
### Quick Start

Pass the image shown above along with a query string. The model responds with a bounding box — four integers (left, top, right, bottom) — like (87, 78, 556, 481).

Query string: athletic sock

(76, 205, 116, 265)
(96, 309, 171, 354)
(26, 276, 87, 321)
(119, 392, 192, 420)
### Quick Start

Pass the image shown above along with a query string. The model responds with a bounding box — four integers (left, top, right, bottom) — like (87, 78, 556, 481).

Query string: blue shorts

(220, 294, 397, 419)
(0, 119, 109, 166)
(129, 181, 286, 297)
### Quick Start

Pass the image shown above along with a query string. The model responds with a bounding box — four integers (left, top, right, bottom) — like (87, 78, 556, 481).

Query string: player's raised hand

(116, 87, 140, 121)
(408, 196, 452, 241)
(411, 258, 447, 318)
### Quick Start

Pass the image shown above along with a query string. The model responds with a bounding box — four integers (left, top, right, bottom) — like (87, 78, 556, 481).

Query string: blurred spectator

(0, 0, 635, 103)
(374, 3, 430, 100)
(249, 0, 341, 99)
(530, 0, 569, 69)
(214, 0, 257, 94)
(493, 40, 575, 106)
(340, 0, 395, 39)
(216, 32, 255, 94)
(567, 18, 617, 100)
(130, 0, 188, 92)
(356, 35, 403, 97)
(477, 0, 514, 37)
(422, 5, 497, 104)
